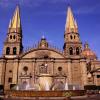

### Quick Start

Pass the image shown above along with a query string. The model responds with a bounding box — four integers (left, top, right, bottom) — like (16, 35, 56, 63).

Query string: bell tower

(63, 6, 82, 57)
(3, 6, 23, 57)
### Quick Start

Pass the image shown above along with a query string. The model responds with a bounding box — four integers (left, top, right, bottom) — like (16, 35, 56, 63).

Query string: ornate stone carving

(35, 51, 51, 58)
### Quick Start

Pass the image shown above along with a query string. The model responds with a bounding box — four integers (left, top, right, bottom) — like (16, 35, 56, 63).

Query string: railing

(23, 43, 63, 54)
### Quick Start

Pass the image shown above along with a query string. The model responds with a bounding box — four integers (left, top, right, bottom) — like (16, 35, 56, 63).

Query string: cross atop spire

(65, 6, 78, 33)
(8, 5, 21, 33)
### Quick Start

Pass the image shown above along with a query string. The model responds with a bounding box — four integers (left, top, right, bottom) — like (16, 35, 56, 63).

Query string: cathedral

(0, 5, 100, 91)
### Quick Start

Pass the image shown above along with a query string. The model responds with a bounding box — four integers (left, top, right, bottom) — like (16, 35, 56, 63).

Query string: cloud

(75, 4, 100, 14)
(0, 0, 100, 15)
(69, 0, 100, 15)
(0, 0, 11, 7)
(0, 0, 67, 7)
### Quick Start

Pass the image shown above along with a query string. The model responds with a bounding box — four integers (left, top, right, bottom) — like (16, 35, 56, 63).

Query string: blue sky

(0, 0, 100, 59)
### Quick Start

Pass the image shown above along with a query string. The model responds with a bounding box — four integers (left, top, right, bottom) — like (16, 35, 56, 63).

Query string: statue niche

(39, 63, 48, 74)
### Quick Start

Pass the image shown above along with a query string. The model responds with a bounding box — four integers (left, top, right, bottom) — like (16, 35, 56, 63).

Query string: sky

(0, 0, 100, 59)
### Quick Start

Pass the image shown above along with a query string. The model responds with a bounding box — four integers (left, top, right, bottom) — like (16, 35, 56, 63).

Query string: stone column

(80, 59, 87, 89)
(0, 59, 6, 85)
(31, 60, 35, 85)
(67, 59, 72, 84)
(12, 59, 19, 84)
(93, 73, 97, 85)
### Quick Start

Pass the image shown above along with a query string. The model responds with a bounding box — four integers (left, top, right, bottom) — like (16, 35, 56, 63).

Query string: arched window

(76, 47, 80, 55)
(74, 35, 76, 39)
(23, 66, 28, 75)
(8, 77, 12, 83)
(10, 35, 12, 39)
(13, 35, 15, 39)
(6, 47, 10, 55)
(69, 47, 73, 55)
(13, 47, 17, 55)
(70, 35, 73, 39)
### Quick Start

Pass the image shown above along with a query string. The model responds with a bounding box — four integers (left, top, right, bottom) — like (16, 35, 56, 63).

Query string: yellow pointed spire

(75, 19, 78, 32)
(75, 19, 78, 28)
(8, 19, 12, 28)
(8, 5, 21, 33)
(65, 6, 78, 33)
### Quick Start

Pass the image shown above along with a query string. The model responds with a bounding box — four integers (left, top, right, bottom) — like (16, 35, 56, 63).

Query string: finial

(42, 35, 45, 39)
(84, 42, 89, 49)
(67, 0, 71, 6)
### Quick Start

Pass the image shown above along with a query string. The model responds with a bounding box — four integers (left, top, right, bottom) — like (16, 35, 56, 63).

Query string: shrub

(84, 85, 97, 90)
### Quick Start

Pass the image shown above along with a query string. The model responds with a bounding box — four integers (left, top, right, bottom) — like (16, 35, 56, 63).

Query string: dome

(82, 43, 97, 60)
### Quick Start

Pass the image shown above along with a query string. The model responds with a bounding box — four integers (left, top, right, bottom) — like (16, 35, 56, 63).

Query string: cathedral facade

(0, 6, 100, 90)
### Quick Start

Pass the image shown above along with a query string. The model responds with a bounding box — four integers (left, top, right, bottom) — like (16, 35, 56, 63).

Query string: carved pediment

(35, 50, 51, 58)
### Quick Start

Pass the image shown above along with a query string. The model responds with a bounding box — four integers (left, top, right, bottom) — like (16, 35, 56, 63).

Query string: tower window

(69, 47, 73, 55)
(74, 35, 76, 39)
(76, 47, 80, 55)
(97, 75, 100, 78)
(13, 35, 15, 39)
(6, 47, 10, 55)
(10, 35, 12, 39)
(8, 78, 12, 83)
(70, 35, 73, 39)
(13, 47, 17, 55)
